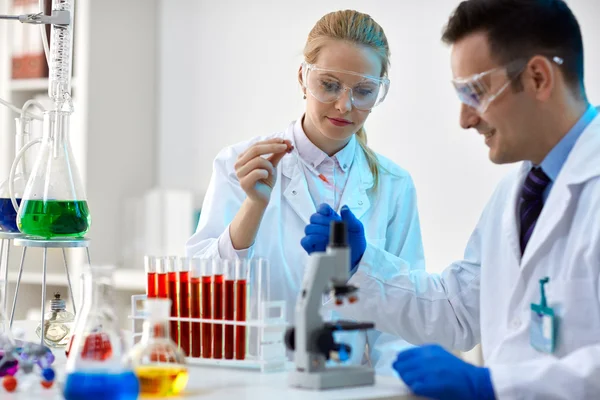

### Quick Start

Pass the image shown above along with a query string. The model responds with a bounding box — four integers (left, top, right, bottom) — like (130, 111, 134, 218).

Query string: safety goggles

(302, 62, 390, 111)
(452, 56, 564, 114)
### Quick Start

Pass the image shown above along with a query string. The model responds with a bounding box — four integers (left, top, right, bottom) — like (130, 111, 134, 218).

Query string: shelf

(113, 268, 146, 291)
(6, 268, 145, 291)
(10, 78, 49, 92)
(8, 271, 69, 286)
(10, 77, 78, 92)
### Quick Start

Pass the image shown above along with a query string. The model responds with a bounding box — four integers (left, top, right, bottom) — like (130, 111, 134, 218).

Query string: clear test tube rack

(129, 258, 288, 373)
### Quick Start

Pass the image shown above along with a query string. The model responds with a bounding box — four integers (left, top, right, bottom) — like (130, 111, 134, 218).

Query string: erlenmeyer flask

(63, 265, 139, 400)
(0, 117, 32, 232)
(128, 298, 188, 397)
(9, 109, 90, 238)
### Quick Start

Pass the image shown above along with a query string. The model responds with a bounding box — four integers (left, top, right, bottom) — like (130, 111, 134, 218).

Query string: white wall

(85, 0, 158, 265)
(158, 0, 600, 272)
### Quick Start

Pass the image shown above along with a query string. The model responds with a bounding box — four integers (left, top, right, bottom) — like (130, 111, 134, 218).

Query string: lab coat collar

(280, 120, 373, 223)
(520, 110, 600, 268)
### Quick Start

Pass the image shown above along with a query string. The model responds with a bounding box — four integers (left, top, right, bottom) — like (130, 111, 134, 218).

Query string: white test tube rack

(129, 294, 288, 373)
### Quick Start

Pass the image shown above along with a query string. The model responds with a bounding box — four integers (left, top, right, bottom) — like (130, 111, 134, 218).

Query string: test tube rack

(129, 294, 287, 373)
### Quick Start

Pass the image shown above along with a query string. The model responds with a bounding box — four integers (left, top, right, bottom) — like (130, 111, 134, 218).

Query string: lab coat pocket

(546, 278, 600, 350)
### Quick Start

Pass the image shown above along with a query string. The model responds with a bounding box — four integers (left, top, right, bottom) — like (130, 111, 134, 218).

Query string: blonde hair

(303, 10, 390, 190)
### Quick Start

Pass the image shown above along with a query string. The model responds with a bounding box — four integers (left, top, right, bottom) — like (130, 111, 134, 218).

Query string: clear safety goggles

(452, 56, 564, 114)
(302, 62, 390, 111)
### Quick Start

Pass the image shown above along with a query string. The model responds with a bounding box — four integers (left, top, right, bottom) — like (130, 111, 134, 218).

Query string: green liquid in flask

(18, 200, 90, 238)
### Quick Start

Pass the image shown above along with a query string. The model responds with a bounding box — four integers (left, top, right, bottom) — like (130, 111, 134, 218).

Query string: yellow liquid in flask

(135, 365, 189, 397)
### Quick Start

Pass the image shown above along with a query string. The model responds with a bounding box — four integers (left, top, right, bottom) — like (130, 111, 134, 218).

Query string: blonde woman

(186, 10, 425, 374)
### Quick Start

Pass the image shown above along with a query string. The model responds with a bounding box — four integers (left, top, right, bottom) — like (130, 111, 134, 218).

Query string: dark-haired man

(338, 1, 600, 398)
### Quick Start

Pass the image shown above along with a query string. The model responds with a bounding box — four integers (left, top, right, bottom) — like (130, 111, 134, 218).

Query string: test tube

(190, 258, 202, 358)
(144, 256, 157, 298)
(201, 259, 213, 358)
(247, 258, 270, 358)
(224, 261, 235, 360)
(166, 256, 179, 346)
(213, 260, 225, 359)
(235, 259, 248, 360)
(156, 257, 168, 299)
(179, 258, 191, 356)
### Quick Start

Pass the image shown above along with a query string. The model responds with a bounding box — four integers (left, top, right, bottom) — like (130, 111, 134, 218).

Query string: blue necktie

(519, 167, 551, 255)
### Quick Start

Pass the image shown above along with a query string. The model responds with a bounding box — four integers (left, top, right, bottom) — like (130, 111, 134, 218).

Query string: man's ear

(524, 55, 555, 102)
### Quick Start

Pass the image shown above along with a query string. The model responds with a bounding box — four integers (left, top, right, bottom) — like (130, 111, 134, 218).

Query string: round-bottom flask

(128, 298, 188, 397)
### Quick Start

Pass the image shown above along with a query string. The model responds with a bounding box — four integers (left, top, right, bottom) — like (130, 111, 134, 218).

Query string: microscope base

(289, 365, 375, 390)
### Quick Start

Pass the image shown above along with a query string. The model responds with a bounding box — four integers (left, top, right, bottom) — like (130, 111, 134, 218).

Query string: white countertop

(4, 321, 420, 400)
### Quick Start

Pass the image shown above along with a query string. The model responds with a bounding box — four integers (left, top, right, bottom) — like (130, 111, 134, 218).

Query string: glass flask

(0, 117, 32, 232)
(0, 283, 18, 377)
(128, 298, 188, 397)
(35, 292, 75, 348)
(63, 265, 139, 400)
(10, 109, 90, 239)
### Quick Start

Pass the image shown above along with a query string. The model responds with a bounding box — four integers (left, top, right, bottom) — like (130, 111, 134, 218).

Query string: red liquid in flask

(81, 333, 113, 361)
(235, 279, 247, 360)
(146, 272, 157, 298)
(201, 275, 212, 358)
(190, 277, 201, 358)
(213, 274, 224, 359)
(157, 273, 168, 299)
(179, 271, 190, 356)
(168, 272, 179, 346)
(224, 279, 235, 359)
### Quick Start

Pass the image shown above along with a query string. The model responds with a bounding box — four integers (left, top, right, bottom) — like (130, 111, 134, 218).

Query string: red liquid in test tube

(156, 257, 168, 299)
(167, 257, 179, 346)
(190, 276, 201, 358)
(224, 279, 235, 359)
(201, 259, 213, 358)
(145, 256, 157, 298)
(235, 279, 247, 360)
(235, 260, 248, 360)
(179, 259, 191, 356)
(201, 276, 212, 358)
(213, 273, 224, 359)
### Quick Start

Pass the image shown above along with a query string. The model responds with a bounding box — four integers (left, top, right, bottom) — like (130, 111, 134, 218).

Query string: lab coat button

(358, 200, 363, 206)
(292, 190, 297, 195)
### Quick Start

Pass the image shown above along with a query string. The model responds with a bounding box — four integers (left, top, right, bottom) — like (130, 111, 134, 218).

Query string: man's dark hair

(442, 0, 585, 95)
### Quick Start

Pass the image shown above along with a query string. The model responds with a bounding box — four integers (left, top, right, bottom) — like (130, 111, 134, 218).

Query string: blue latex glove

(339, 205, 366, 270)
(301, 203, 341, 254)
(392, 344, 496, 400)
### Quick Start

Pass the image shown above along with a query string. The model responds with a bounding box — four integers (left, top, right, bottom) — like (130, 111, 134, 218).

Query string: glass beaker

(0, 117, 33, 232)
(128, 298, 188, 397)
(62, 265, 139, 400)
(9, 109, 90, 239)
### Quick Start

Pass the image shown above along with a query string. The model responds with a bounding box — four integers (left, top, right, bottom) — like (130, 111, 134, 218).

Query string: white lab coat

(186, 121, 426, 374)
(340, 111, 600, 398)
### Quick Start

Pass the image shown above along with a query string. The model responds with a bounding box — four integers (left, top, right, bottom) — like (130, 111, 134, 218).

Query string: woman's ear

(298, 65, 306, 98)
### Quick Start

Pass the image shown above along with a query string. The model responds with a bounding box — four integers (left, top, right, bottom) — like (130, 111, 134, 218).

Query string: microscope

(286, 221, 375, 390)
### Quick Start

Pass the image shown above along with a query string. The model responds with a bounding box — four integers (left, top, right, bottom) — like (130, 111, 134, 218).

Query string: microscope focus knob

(313, 328, 335, 360)
(285, 327, 295, 351)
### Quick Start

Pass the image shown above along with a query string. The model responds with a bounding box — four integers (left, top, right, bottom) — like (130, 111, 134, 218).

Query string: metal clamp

(0, 10, 71, 26)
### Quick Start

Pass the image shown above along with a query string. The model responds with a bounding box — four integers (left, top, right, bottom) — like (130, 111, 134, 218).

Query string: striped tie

(519, 167, 551, 255)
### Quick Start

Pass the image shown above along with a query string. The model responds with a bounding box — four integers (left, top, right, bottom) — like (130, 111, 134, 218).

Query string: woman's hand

(234, 138, 293, 206)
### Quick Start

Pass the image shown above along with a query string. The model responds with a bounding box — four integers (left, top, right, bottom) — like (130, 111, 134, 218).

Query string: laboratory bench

(5, 321, 421, 400)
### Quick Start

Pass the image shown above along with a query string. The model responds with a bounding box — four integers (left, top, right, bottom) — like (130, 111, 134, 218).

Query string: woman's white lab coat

(340, 113, 600, 398)
(186, 121, 426, 374)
